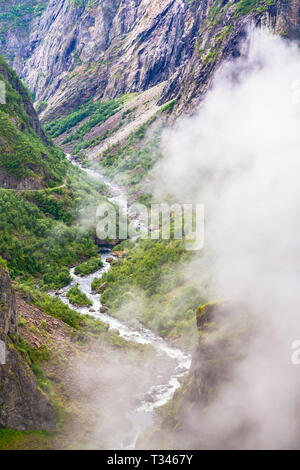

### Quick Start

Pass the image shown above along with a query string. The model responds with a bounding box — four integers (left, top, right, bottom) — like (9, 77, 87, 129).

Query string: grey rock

(0, 267, 56, 431)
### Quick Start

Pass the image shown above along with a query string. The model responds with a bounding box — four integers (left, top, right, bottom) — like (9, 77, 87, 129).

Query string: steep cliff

(20, 0, 195, 122)
(141, 301, 254, 450)
(0, 56, 67, 189)
(161, 0, 300, 114)
(0, 267, 56, 431)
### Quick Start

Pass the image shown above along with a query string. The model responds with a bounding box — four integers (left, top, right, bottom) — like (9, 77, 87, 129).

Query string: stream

(54, 155, 192, 449)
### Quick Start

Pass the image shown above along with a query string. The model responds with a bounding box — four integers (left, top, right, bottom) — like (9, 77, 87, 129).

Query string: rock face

(1, 0, 298, 121)
(0, 267, 56, 431)
(143, 301, 253, 450)
(0, 59, 49, 145)
(20, 0, 196, 121)
(0, 0, 48, 67)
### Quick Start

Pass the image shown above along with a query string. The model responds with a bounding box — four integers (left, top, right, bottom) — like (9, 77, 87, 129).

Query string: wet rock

(96, 282, 108, 293)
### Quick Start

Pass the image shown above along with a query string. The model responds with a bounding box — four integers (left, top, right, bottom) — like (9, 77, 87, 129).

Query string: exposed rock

(0, 61, 49, 145)
(19, 0, 195, 122)
(0, 267, 56, 431)
(112, 251, 127, 258)
(0, 168, 45, 190)
(160, 0, 300, 115)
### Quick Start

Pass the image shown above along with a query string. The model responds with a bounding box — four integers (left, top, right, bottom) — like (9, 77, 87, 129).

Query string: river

(54, 155, 192, 449)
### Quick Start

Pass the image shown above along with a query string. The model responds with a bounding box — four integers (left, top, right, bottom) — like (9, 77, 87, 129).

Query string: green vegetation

(71, 130, 109, 155)
(207, 0, 222, 23)
(74, 257, 104, 276)
(17, 279, 149, 349)
(16, 336, 52, 392)
(66, 284, 92, 306)
(91, 276, 104, 292)
(98, 116, 164, 193)
(69, 0, 100, 9)
(36, 100, 48, 113)
(0, 187, 96, 288)
(45, 98, 120, 142)
(100, 240, 205, 343)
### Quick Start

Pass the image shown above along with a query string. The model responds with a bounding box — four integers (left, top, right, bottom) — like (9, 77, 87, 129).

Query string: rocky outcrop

(142, 301, 253, 450)
(0, 267, 18, 341)
(0, 57, 67, 189)
(0, 168, 45, 190)
(18, 0, 196, 121)
(1, 0, 297, 121)
(0, 267, 56, 431)
(0, 60, 49, 145)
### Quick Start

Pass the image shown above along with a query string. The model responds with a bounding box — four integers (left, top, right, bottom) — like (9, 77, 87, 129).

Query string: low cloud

(152, 28, 300, 449)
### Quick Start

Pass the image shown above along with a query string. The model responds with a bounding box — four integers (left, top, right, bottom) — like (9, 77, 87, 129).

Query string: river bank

(51, 155, 192, 449)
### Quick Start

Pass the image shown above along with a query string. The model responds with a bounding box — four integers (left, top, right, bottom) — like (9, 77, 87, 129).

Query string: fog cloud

(153, 28, 300, 449)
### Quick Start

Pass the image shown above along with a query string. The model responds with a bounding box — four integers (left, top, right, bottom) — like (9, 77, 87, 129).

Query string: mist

(152, 28, 300, 449)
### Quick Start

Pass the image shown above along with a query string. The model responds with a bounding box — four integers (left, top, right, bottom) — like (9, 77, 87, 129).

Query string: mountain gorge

(0, 0, 299, 451)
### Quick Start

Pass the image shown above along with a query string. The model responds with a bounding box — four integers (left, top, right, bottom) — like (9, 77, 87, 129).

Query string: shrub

(66, 284, 92, 306)
(74, 257, 104, 276)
